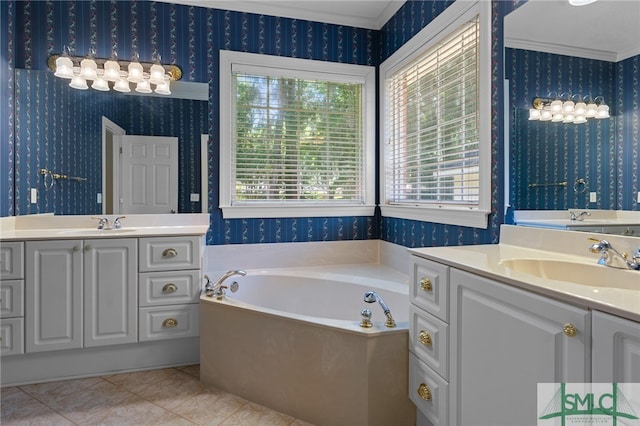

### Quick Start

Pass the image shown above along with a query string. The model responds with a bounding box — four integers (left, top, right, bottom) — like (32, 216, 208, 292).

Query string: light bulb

(550, 100, 563, 113)
(149, 64, 166, 85)
(529, 109, 541, 120)
(562, 100, 575, 113)
(113, 77, 131, 93)
(574, 102, 586, 115)
(573, 115, 587, 124)
(69, 75, 88, 90)
(154, 78, 171, 95)
(540, 110, 552, 121)
(91, 76, 110, 91)
(562, 113, 575, 123)
(54, 56, 74, 79)
(552, 113, 564, 122)
(135, 79, 152, 94)
(585, 102, 597, 117)
(127, 61, 144, 83)
(104, 60, 121, 81)
(596, 104, 610, 118)
(79, 58, 98, 80)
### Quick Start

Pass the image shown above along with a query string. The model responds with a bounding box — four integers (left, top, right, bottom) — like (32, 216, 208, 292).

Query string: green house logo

(538, 383, 640, 425)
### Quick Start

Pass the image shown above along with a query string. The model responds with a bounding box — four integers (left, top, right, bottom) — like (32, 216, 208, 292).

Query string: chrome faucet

(95, 217, 109, 229)
(92, 216, 126, 230)
(113, 216, 125, 229)
(569, 210, 591, 221)
(364, 291, 396, 328)
(588, 238, 640, 270)
(204, 270, 246, 299)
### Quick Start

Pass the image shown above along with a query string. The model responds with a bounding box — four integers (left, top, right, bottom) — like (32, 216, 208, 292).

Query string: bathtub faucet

(364, 291, 396, 328)
(204, 270, 246, 299)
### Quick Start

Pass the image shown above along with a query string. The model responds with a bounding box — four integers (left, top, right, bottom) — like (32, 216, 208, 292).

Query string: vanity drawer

(411, 256, 449, 322)
(409, 304, 449, 379)
(0, 242, 24, 280)
(139, 304, 199, 341)
(1, 317, 24, 355)
(139, 270, 202, 307)
(139, 236, 201, 272)
(0, 280, 24, 318)
(409, 352, 448, 426)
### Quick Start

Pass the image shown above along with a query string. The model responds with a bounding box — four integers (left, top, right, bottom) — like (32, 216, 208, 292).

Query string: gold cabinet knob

(417, 383, 432, 401)
(563, 323, 577, 337)
(420, 278, 432, 292)
(162, 248, 178, 258)
(162, 318, 178, 328)
(419, 330, 432, 347)
(162, 283, 178, 293)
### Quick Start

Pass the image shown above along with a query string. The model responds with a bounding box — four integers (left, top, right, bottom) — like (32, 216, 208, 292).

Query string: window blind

(232, 73, 364, 204)
(386, 16, 480, 207)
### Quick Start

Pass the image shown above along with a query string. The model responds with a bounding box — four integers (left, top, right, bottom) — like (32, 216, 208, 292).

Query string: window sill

(221, 204, 376, 219)
(380, 205, 490, 229)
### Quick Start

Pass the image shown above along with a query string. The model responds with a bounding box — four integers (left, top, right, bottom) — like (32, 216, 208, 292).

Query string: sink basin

(56, 228, 138, 235)
(499, 259, 638, 290)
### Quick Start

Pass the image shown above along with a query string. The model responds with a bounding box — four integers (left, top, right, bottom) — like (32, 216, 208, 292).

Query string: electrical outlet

(589, 192, 597, 203)
(637, 192, 640, 204)
(97, 193, 102, 204)
(30, 188, 37, 204)
(190, 193, 200, 202)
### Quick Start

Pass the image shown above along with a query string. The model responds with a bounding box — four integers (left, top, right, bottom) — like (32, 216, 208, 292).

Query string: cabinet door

(26, 240, 83, 352)
(592, 310, 640, 382)
(450, 269, 590, 426)
(84, 238, 138, 347)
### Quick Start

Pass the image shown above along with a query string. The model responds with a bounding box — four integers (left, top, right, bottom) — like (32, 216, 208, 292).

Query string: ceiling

(505, 0, 640, 62)
(162, 0, 405, 30)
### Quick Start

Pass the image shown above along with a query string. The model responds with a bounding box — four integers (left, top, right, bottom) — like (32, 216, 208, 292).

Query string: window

(380, 1, 491, 228)
(220, 51, 375, 219)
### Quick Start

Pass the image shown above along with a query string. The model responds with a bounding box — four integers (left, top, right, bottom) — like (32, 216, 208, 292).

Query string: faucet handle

(359, 308, 373, 328)
(113, 216, 126, 229)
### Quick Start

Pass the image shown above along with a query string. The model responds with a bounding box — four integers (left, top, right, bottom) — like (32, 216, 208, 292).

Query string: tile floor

(0, 365, 315, 426)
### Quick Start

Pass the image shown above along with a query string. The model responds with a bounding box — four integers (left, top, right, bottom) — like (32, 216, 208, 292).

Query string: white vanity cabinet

(1, 241, 25, 355)
(592, 310, 640, 382)
(449, 268, 590, 426)
(25, 238, 137, 352)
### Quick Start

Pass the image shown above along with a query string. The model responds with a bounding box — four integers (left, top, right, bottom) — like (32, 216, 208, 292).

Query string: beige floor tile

(19, 376, 104, 403)
(133, 370, 210, 410)
(102, 367, 180, 394)
(290, 419, 316, 426)
(219, 401, 295, 426)
(180, 364, 200, 378)
(0, 387, 73, 426)
(148, 411, 199, 425)
(172, 388, 248, 425)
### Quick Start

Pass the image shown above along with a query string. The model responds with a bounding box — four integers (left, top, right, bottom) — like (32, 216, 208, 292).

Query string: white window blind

(386, 17, 480, 207)
(232, 73, 364, 205)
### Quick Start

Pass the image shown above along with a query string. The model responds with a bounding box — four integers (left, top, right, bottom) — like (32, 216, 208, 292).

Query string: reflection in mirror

(504, 0, 640, 215)
(14, 69, 208, 215)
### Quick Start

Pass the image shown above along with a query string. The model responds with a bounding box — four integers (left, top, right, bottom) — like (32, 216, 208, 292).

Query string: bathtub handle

(162, 283, 178, 293)
(162, 318, 178, 328)
(418, 330, 432, 347)
(420, 278, 433, 292)
(417, 383, 432, 401)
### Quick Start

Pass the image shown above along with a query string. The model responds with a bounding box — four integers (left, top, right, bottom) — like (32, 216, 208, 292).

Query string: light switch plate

(589, 192, 597, 203)
(30, 188, 37, 204)
(190, 193, 200, 202)
(97, 193, 102, 204)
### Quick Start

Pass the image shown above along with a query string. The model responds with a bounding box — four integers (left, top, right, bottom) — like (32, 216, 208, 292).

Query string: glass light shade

(528, 109, 541, 120)
(540, 110, 552, 121)
(113, 78, 131, 93)
(562, 113, 575, 123)
(135, 79, 152, 94)
(69, 75, 88, 90)
(149, 64, 166, 85)
(79, 58, 98, 80)
(91, 77, 110, 91)
(154, 79, 171, 95)
(562, 100, 575, 113)
(127, 61, 144, 83)
(585, 102, 598, 117)
(552, 113, 564, 122)
(596, 104, 610, 118)
(103, 60, 121, 81)
(574, 102, 586, 115)
(573, 115, 587, 124)
(54, 56, 74, 79)
(550, 100, 563, 113)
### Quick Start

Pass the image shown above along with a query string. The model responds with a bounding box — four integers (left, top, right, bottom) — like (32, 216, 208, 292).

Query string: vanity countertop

(514, 209, 640, 230)
(0, 213, 210, 241)
(409, 225, 640, 322)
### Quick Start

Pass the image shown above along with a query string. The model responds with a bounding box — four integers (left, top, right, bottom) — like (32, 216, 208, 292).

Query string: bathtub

(199, 264, 415, 426)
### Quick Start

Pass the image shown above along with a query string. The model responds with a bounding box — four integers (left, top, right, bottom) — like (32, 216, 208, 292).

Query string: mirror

(13, 68, 209, 215)
(504, 0, 640, 213)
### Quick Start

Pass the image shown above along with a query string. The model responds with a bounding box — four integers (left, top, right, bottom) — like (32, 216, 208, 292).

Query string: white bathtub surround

(200, 240, 415, 426)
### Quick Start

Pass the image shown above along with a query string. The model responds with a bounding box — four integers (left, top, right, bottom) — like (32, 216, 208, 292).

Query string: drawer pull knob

(162, 283, 178, 293)
(162, 318, 178, 328)
(73, 246, 80, 252)
(563, 323, 577, 337)
(417, 383, 432, 401)
(420, 278, 432, 292)
(419, 330, 432, 346)
(162, 248, 178, 258)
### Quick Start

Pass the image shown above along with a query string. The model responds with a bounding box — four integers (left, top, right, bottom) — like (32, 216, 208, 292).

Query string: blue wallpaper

(0, 1, 14, 217)
(507, 47, 640, 211)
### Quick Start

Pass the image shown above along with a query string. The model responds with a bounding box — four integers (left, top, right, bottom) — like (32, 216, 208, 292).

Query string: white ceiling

(505, 0, 640, 62)
(163, 0, 405, 30)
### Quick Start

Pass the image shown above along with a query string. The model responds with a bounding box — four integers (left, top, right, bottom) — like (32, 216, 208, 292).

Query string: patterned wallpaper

(507, 48, 639, 211)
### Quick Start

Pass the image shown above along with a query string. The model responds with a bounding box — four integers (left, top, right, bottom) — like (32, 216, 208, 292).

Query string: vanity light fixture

(47, 49, 182, 95)
(529, 94, 609, 124)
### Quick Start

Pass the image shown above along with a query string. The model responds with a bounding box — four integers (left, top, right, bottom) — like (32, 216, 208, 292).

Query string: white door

(120, 135, 178, 214)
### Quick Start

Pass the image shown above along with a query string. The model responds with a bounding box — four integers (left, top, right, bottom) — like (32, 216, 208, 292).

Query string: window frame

(379, 0, 492, 229)
(219, 50, 376, 219)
